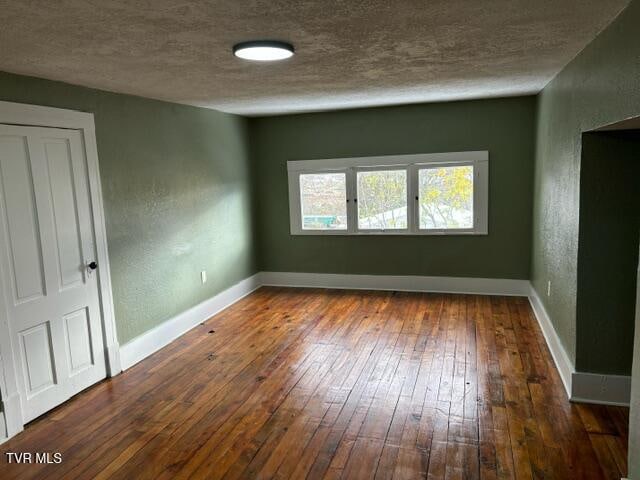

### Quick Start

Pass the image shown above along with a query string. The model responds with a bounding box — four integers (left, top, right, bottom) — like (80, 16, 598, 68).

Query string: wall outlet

(547, 280, 551, 297)
(201, 270, 207, 284)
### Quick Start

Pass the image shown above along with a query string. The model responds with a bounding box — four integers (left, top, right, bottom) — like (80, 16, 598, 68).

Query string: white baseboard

(119, 274, 262, 370)
(106, 343, 122, 377)
(2, 271, 632, 447)
(116, 273, 632, 407)
(527, 285, 574, 399)
(527, 284, 631, 406)
(571, 372, 631, 407)
(261, 271, 530, 296)
(119, 271, 528, 372)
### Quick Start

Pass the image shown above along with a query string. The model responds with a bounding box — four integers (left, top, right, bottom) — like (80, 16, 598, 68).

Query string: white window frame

(287, 151, 488, 236)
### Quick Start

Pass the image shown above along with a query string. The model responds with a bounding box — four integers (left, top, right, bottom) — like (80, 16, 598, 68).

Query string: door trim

(0, 101, 121, 441)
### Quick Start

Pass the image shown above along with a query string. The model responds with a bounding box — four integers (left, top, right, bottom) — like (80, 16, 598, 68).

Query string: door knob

(88, 261, 98, 270)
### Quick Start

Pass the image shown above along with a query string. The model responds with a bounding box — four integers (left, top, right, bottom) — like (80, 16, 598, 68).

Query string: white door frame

(0, 101, 121, 440)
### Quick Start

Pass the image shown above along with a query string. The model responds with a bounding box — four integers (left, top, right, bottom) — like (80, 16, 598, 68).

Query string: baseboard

(261, 271, 530, 296)
(527, 285, 574, 399)
(106, 343, 122, 377)
(118, 271, 528, 371)
(119, 274, 261, 370)
(118, 273, 631, 407)
(0, 270, 630, 448)
(571, 372, 631, 407)
(527, 284, 631, 406)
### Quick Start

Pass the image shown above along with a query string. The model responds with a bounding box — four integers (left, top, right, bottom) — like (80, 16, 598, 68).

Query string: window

(418, 165, 474, 230)
(299, 173, 347, 230)
(287, 151, 488, 235)
(357, 169, 407, 230)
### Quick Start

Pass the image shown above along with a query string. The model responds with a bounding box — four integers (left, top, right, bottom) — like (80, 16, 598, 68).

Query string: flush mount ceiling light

(232, 40, 294, 62)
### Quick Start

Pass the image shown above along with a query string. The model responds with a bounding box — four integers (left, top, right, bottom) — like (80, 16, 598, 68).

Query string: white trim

(287, 151, 489, 171)
(0, 101, 95, 130)
(119, 271, 530, 374)
(0, 263, 631, 446)
(82, 121, 121, 377)
(571, 372, 631, 407)
(106, 344, 122, 375)
(261, 271, 529, 296)
(0, 101, 119, 440)
(527, 283, 632, 406)
(527, 285, 574, 398)
(0, 351, 23, 443)
(119, 274, 262, 370)
(0, 392, 22, 443)
(265, 275, 631, 406)
(0, 301, 21, 440)
(287, 151, 489, 236)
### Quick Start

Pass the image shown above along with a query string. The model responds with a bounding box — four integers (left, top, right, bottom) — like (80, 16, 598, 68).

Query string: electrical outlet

(201, 270, 207, 284)
(547, 280, 551, 297)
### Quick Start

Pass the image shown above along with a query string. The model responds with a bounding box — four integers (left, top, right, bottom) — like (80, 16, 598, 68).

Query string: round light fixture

(233, 40, 294, 62)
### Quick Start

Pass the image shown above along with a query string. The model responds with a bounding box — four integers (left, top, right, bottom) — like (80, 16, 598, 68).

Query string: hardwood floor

(0, 287, 629, 479)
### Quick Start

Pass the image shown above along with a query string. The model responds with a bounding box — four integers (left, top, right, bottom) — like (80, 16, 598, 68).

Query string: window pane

(419, 165, 474, 229)
(300, 173, 347, 230)
(357, 170, 407, 230)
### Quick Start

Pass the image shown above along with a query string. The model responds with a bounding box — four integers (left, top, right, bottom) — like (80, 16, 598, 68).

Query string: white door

(0, 124, 106, 423)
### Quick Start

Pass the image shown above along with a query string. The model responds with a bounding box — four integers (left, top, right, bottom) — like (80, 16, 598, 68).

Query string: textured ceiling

(0, 0, 631, 115)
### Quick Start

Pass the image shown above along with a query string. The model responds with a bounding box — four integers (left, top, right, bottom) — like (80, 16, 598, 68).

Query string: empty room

(0, 1, 639, 479)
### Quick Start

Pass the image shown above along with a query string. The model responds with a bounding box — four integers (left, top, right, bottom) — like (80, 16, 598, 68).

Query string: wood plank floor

(0, 287, 629, 479)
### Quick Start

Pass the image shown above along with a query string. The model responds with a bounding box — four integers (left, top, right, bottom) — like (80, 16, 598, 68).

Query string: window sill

(291, 230, 488, 236)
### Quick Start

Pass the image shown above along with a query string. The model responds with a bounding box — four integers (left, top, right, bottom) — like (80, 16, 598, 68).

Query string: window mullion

(346, 167, 357, 234)
(408, 165, 418, 233)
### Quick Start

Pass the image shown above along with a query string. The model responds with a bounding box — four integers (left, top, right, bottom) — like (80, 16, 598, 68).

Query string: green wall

(2, 2, 640, 466)
(0, 71, 256, 344)
(532, 0, 640, 370)
(576, 132, 639, 375)
(530, 0, 640, 474)
(251, 97, 536, 279)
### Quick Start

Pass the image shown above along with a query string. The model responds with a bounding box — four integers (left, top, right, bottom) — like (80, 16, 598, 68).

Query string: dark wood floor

(0, 288, 629, 479)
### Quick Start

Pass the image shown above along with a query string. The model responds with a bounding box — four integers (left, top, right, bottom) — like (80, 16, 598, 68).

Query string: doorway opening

(575, 129, 640, 378)
(576, 123, 640, 476)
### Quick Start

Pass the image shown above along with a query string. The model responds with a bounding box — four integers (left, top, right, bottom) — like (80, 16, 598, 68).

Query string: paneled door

(0, 124, 106, 423)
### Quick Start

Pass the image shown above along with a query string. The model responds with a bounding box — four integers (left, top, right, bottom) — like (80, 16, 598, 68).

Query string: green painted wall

(0, 71, 256, 344)
(251, 97, 536, 279)
(530, 0, 640, 474)
(532, 0, 640, 369)
(576, 132, 639, 375)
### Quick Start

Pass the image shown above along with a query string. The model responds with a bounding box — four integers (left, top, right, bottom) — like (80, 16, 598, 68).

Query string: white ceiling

(0, 0, 631, 116)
